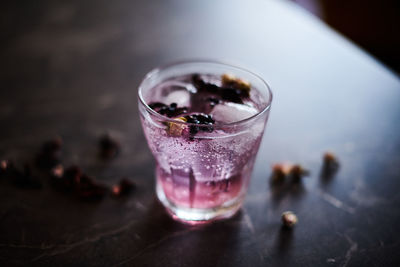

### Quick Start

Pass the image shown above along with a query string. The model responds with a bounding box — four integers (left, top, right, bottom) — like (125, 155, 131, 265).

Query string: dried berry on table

(281, 211, 298, 228)
(270, 163, 292, 185)
(74, 174, 107, 200)
(36, 137, 63, 169)
(50, 164, 107, 200)
(288, 164, 310, 183)
(111, 178, 135, 197)
(99, 134, 120, 159)
(321, 152, 340, 178)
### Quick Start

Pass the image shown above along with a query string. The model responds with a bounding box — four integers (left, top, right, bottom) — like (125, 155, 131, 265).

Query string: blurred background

(291, 0, 400, 73)
(1, 0, 399, 73)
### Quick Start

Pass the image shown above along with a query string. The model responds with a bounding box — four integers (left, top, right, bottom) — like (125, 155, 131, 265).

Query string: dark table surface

(1, 0, 400, 266)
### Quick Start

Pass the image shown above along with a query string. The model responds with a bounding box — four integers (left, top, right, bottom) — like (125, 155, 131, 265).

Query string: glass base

(156, 182, 243, 225)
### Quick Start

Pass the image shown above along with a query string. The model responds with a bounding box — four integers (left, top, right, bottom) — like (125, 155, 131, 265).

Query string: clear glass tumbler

(138, 60, 272, 224)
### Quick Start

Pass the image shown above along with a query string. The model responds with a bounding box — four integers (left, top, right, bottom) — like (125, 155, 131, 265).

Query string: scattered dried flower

(221, 73, 251, 93)
(282, 211, 298, 228)
(165, 117, 187, 136)
(270, 163, 292, 184)
(322, 152, 340, 176)
(289, 164, 310, 183)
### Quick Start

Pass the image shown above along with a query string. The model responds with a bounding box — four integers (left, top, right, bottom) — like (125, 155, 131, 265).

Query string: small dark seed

(99, 134, 120, 159)
(321, 152, 340, 178)
(184, 113, 215, 138)
(189, 125, 199, 135)
(148, 102, 188, 118)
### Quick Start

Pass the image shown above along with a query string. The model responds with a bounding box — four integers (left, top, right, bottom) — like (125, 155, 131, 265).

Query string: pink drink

(138, 61, 272, 223)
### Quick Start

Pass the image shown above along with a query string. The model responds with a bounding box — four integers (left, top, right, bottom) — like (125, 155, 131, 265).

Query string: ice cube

(160, 81, 197, 95)
(210, 102, 258, 123)
(164, 90, 191, 107)
(153, 81, 195, 107)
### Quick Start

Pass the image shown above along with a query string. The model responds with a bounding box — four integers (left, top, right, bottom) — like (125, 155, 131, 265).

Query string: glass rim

(138, 59, 273, 127)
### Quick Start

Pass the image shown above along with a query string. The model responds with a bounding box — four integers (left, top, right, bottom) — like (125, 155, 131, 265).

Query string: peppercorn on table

(1, 0, 400, 266)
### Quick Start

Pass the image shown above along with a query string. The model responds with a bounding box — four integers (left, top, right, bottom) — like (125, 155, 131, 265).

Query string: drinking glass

(138, 60, 272, 224)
